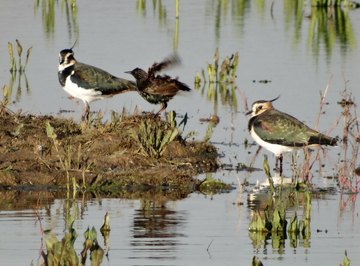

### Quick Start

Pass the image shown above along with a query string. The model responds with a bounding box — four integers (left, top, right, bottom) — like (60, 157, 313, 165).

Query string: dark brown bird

(126, 55, 191, 116)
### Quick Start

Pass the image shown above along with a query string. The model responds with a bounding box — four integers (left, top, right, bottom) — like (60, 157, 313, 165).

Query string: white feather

(63, 75, 104, 104)
(250, 127, 296, 157)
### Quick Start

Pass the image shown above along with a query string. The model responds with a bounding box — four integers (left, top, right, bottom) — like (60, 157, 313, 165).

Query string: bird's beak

(124, 70, 131, 74)
(245, 110, 252, 116)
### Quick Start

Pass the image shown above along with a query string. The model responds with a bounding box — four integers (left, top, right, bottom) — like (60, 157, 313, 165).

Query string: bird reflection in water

(129, 199, 187, 261)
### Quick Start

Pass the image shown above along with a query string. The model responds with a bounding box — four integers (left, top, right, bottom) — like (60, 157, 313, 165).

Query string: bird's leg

(82, 102, 90, 123)
(275, 154, 283, 176)
(279, 154, 283, 176)
(154, 102, 167, 118)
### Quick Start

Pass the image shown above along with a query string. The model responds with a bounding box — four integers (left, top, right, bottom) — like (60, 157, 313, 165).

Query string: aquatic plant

(200, 115, 219, 142)
(7, 40, 32, 73)
(40, 213, 106, 266)
(249, 190, 312, 249)
(2, 85, 11, 107)
(263, 155, 275, 193)
(130, 112, 179, 158)
(34, 0, 79, 39)
(249, 158, 312, 249)
(136, 0, 167, 24)
(80, 227, 104, 265)
(287, 82, 336, 184)
(100, 212, 111, 234)
(100, 212, 111, 249)
(284, 0, 358, 64)
(311, 0, 360, 7)
(195, 48, 238, 85)
(4, 40, 32, 105)
(198, 173, 233, 194)
(336, 90, 359, 193)
(195, 49, 239, 112)
(42, 222, 79, 266)
(252, 256, 264, 266)
(308, 6, 356, 63)
(288, 191, 311, 247)
(341, 250, 351, 266)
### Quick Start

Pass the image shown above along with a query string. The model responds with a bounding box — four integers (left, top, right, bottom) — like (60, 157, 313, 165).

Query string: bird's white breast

(250, 127, 296, 157)
(63, 74, 103, 104)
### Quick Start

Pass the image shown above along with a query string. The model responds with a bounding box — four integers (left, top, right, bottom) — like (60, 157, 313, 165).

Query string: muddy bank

(0, 107, 226, 193)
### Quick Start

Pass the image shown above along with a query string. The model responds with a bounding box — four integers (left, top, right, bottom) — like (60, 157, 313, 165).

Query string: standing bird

(58, 48, 137, 121)
(125, 55, 191, 116)
(246, 96, 337, 174)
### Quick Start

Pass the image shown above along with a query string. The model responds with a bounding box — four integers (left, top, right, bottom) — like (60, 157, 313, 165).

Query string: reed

(336, 90, 359, 193)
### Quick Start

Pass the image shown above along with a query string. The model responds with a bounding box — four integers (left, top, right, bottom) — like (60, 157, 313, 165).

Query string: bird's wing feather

(145, 79, 191, 96)
(253, 110, 316, 147)
(148, 55, 180, 77)
(71, 63, 136, 95)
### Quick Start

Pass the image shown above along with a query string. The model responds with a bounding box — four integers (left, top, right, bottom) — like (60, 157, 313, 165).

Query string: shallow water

(0, 190, 359, 265)
(0, 0, 360, 265)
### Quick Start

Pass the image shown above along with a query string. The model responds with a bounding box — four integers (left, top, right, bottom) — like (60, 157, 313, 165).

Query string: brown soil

(0, 107, 222, 193)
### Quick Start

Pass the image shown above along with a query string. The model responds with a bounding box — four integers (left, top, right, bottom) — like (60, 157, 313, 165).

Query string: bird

(125, 55, 191, 116)
(58, 48, 137, 121)
(246, 96, 337, 174)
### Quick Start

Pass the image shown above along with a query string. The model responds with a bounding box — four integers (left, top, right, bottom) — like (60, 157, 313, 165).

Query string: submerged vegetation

(195, 49, 239, 112)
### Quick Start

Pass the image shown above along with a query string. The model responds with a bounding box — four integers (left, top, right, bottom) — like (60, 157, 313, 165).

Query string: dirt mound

(0, 108, 221, 193)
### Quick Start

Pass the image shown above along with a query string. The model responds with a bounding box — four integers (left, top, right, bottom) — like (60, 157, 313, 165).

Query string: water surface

(0, 0, 359, 265)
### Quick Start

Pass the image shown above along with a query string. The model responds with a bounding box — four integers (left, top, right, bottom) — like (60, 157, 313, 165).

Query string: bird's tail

(312, 133, 338, 146)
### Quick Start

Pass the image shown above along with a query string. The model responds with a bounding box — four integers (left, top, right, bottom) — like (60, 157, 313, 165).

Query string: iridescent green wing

(72, 63, 136, 94)
(253, 110, 315, 147)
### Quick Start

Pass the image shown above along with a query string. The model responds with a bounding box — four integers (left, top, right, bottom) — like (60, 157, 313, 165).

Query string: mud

(0, 107, 226, 193)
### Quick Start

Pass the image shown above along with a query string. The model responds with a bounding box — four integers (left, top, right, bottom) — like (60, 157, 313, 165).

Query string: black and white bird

(246, 96, 338, 174)
(58, 48, 137, 121)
